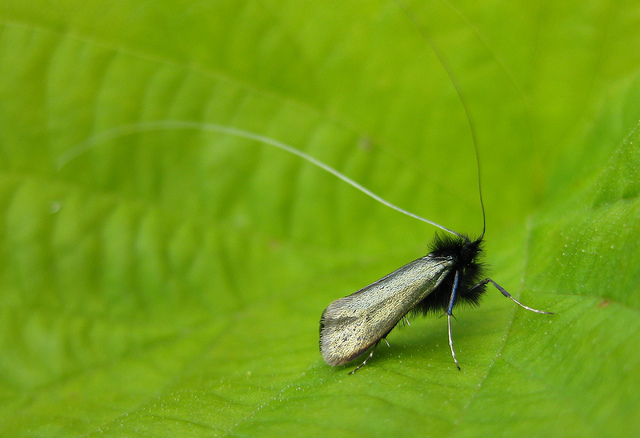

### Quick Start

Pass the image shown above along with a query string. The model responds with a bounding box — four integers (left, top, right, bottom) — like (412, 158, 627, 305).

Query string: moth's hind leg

(349, 340, 381, 374)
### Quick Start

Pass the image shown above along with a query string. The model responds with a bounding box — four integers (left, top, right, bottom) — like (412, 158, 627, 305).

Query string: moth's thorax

(410, 234, 486, 315)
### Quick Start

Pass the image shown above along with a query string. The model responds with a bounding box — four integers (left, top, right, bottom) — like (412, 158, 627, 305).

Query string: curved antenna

(393, 0, 487, 239)
(57, 120, 462, 237)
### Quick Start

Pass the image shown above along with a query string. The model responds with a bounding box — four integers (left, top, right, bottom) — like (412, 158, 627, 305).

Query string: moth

(319, 231, 552, 373)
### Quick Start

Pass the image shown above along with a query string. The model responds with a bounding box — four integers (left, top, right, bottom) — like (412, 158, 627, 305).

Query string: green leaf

(1, 0, 639, 436)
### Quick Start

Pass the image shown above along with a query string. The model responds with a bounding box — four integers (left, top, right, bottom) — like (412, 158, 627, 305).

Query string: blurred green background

(0, 0, 639, 436)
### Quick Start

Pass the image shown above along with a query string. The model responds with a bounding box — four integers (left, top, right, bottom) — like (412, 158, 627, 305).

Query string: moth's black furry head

(414, 233, 487, 315)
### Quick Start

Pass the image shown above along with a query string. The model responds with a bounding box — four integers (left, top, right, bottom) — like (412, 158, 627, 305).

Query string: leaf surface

(0, 0, 639, 436)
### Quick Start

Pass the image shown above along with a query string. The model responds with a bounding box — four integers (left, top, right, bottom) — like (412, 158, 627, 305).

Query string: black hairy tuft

(412, 233, 487, 315)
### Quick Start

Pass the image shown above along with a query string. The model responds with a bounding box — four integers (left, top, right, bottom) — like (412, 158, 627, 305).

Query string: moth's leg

(472, 278, 553, 314)
(447, 270, 461, 370)
(349, 340, 381, 375)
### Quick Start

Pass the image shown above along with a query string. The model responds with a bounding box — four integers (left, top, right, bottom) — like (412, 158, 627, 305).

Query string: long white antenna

(57, 120, 462, 237)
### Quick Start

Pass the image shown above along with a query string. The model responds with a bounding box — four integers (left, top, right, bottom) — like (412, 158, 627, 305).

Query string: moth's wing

(320, 255, 454, 366)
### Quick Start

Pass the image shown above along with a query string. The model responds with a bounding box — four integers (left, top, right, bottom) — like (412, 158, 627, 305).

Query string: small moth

(319, 231, 552, 373)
